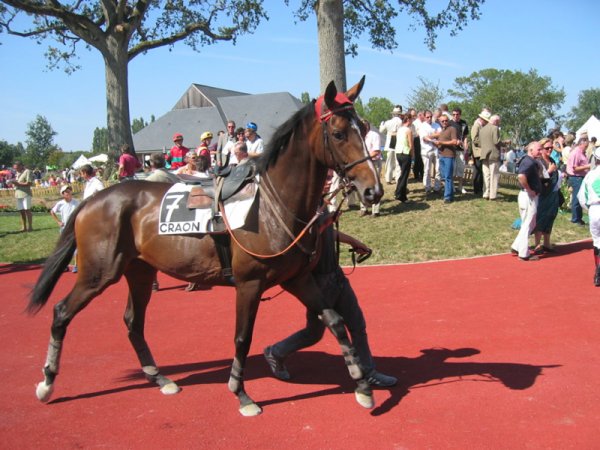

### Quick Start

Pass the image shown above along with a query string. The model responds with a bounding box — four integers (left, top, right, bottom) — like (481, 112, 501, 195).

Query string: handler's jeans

(439, 156, 455, 201)
(568, 176, 584, 223)
(270, 270, 374, 373)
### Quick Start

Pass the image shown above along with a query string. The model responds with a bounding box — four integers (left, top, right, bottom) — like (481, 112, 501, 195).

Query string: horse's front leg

(228, 280, 263, 416)
(283, 274, 374, 409)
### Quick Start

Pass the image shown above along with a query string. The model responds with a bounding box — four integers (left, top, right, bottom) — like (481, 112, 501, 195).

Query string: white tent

(88, 153, 108, 164)
(576, 115, 600, 141)
(71, 154, 92, 169)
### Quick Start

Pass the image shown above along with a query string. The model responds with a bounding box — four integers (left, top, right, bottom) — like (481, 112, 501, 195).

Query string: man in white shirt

(379, 105, 402, 184)
(80, 164, 105, 199)
(359, 119, 382, 217)
(419, 110, 441, 194)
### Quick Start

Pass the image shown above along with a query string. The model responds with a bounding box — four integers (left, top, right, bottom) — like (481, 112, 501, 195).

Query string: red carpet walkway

(0, 241, 598, 449)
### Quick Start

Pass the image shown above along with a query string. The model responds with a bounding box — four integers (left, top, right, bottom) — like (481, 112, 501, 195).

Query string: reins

(218, 200, 325, 259)
(219, 92, 368, 261)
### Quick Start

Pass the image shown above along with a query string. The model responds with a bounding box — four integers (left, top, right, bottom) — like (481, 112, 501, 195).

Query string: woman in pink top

(118, 144, 142, 181)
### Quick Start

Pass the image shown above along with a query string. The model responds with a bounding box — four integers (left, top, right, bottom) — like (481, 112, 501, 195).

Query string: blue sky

(0, 0, 598, 152)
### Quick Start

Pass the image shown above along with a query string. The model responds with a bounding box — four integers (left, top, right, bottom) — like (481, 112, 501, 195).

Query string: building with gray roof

(133, 83, 304, 154)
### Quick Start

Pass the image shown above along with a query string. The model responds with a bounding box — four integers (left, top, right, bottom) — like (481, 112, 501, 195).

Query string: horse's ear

(324, 80, 338, 108)
(345, 76, 366, 102)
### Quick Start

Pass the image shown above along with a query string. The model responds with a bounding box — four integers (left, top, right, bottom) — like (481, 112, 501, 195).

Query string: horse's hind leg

(123, 260, 180, 395)
(36, 278, 119, 402)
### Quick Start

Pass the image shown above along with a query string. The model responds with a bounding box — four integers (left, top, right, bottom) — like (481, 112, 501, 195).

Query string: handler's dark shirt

(518, 155, 542, 194)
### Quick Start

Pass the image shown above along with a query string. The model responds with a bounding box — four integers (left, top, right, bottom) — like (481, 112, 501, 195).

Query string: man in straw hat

(470, 109, 491, 196)
(577, 142, 600, 286)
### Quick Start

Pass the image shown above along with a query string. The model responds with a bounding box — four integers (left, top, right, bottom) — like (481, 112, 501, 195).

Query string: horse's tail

(28, 207, 79, 315)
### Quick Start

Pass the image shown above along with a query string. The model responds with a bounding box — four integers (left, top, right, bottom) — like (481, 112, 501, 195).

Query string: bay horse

(29, 77, 383, 416)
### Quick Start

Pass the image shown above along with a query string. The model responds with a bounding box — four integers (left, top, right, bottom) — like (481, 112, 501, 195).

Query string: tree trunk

(316, 0, 346, 93)
(103, 35, 134, 177)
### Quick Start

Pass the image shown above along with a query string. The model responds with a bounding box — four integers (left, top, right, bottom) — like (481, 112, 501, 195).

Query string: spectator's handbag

(389, 134, 397, 150)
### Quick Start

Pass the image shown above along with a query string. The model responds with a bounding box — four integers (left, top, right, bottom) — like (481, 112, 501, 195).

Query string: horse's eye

(332, 131, 345, 140)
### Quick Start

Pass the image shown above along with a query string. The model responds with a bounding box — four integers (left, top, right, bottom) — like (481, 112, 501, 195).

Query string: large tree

(24, 115, 60, 168)
(449, 68, 565, 145)
(0, 1, 267, 170)
(292, 0, 485, 94)
(566, 88, 600, 132)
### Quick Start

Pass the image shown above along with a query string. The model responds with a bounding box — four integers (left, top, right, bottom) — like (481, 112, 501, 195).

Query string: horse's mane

(254, 100, 315, 174)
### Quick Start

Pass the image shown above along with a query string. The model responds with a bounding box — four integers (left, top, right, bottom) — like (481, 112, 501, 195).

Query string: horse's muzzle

(361, 183, 383, 206)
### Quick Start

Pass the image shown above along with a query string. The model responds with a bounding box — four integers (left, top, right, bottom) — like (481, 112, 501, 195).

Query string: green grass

(0, 179, 591, 265)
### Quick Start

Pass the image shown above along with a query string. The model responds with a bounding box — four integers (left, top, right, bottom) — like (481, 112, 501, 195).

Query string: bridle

(315, 93, 373, 185)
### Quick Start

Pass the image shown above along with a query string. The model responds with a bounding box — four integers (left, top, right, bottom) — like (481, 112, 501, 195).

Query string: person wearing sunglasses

(532, 137, 562, 254)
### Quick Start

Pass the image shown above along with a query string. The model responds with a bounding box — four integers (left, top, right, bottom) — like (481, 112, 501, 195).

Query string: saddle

(177, 163, 255, 210)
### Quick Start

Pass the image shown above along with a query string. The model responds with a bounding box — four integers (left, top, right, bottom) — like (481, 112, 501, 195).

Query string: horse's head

(315, 76, 383, 206)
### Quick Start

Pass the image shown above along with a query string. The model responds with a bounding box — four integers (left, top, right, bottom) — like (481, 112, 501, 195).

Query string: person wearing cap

(9, 161, 34, 232)
(577, 143, 600, 286)
(51, 184, 80, 232)
(51, 184, 81, 272)
(166, 133, 189, 170)
(566, 135, 591, 226)
(470, 109, 491, 196)
(196, 131, 213, 167)
(245, 122, 264, 156)
(380, 105, 403, 184)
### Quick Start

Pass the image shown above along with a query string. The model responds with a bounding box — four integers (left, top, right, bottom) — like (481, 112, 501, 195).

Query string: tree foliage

(92, 127, 109, 154)
(290, 0, 484, 108)
(449, 68, 565, 145)
(406, 77, 446, 112)
(24, 115, 60, 168)
(566, 88, 600, 131)
(360, 97, 395, 128)
(0, 139, 23, 167)
(131, 117, 148, 134)
(292, 0, 484, 55)
(0, 1, 268, 176)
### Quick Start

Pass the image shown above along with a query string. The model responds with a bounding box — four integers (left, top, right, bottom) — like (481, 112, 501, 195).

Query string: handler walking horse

(29, 77, 382, 416)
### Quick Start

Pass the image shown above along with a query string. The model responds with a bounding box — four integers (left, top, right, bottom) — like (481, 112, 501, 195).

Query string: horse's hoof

(239, 403, 262, 417)
(159, 382, 181, 395)
(35, 381, 54, 403)
(355, 390, 375, 409)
